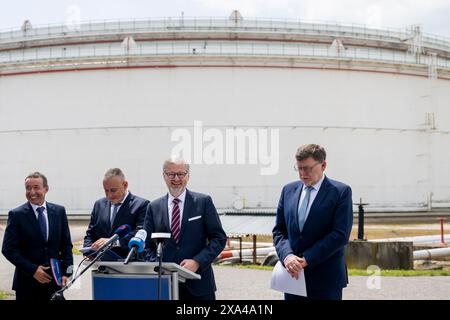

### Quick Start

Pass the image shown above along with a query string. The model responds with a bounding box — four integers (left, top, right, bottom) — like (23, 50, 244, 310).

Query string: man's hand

(33, 265, 52, 284)
(61, 275, 70, 287)
(91, 238, 110, 250)
(284, 255, 308, 279)
(180, 259, 200, 273)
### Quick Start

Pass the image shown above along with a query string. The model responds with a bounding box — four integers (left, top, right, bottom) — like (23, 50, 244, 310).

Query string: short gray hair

(104, 168, 126, 181)
(163, 157, 190, 172)
(295, 144, 326, 162)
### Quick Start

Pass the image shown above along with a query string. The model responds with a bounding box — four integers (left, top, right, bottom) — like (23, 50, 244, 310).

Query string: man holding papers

(83, 168, 149, 260)
(272, 144, 353, 300)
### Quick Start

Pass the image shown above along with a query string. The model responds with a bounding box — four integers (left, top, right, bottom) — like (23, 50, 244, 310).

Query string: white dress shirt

(109, 190, 130, 221)
(299, 174, 325, 222)
(30, 201, 49, 240)
(167, 189, 187, 229)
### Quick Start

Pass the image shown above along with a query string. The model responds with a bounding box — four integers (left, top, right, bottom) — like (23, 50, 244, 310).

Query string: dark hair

(25, 172, 48, 188)
(295, 144, 326, 162)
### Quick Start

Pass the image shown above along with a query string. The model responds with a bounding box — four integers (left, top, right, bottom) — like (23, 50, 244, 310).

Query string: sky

(0, 0, 449, 38)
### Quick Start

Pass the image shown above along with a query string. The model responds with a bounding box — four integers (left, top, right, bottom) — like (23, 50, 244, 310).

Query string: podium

(91, 261, 201, 300)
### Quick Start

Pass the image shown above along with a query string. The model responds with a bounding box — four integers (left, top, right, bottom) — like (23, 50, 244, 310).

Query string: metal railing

(1, 16, 449, 52)
(1, 40, 449, 69)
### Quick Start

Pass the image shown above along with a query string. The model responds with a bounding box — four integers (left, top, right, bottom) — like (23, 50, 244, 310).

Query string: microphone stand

(123, 247, 136, 265)
(156, 241, 164, 300)
(50, 242, 115, 300)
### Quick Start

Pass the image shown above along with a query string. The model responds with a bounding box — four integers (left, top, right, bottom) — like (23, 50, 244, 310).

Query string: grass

(0, 291, 7, 300)
(223, 264, 450, 276)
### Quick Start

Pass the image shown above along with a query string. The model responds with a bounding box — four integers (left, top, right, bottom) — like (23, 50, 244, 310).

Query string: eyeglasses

(164, 171, 188, 179)
(294, 162, 322, 173)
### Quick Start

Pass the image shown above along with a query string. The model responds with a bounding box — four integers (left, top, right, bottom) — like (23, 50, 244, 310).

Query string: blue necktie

(36, 206, 47, 241)
(298, 186, 313, 232)
(110, 203, 121, 226)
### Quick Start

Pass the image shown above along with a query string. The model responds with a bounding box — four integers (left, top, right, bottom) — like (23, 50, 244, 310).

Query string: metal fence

(1, 16, 449, 52)
(1, 40, 449, 69)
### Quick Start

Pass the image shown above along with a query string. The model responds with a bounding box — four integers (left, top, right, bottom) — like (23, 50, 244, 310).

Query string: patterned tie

(110, 203, 121, 226)
(298, 186, 313, 232)
(36, 206, 47, 241)
(171, 198, 181, 243)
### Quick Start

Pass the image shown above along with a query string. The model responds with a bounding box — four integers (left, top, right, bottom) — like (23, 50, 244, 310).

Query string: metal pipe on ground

(373, 235, 450, 245)
(413, 247, 450, 260)
(217, 246, 275, 260)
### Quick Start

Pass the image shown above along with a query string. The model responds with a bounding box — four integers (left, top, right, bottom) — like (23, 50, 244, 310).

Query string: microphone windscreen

(128, 237, 145, 252)
(114, 224, 132, 238)
(127, 229, 147, 252)
(151, 232, 171, 239)
(135, 229, 147, 241)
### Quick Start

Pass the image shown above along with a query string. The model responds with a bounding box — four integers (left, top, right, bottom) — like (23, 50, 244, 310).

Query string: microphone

(95, 224, 131, 254)
(152, 225, 171, 300)
(151, 224, 171, 246)
(124, 229, 147, 264)
(50, 224, 131, 300)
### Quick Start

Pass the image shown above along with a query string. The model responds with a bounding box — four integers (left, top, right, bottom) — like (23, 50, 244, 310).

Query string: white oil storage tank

(1, 14, 449, 215)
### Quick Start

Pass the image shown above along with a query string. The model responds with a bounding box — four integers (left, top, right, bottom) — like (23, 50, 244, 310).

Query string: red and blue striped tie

(171, 198, 181, 243)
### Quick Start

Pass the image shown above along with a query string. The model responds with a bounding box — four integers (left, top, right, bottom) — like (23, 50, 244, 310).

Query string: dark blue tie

(110, 203, 122, 226)
(36, 206, 47, 241)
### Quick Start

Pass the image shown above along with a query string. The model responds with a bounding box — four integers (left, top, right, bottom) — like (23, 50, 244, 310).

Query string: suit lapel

(179, 190, 194, 242)
(46, 203, 54, 243)
(103, 200, 113, 234)
(24, 203, 42, 240)
(111, 193, 132, 231)
(24, 203, 47, 242)
(158, 195, 170, 232)
(303, 176, 331, 229)
(289, 182, 302, 231)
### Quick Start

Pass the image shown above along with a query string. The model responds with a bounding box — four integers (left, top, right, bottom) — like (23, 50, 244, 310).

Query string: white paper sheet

(270, 261, 307, 297)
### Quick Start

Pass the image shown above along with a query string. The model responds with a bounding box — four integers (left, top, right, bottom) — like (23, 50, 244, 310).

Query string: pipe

(373, 235, 450, 244)
(217, 246, 275, 260)
(413, 247, 450, 260)
(227, 240, 273, 247)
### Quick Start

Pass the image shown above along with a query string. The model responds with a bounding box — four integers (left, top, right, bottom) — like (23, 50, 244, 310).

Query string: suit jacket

(144, 189, 227, 297)
(273, 176, 353, 293)
(1, 202, 73, 295)
(83, 192, 149, 258)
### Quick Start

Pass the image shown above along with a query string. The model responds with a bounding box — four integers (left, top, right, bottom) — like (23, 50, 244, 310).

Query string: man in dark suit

(83, 168, 149, 260)
(273, 144, 353, 300)
(144, 158, 227, 300)
(2, 172, 73, 300)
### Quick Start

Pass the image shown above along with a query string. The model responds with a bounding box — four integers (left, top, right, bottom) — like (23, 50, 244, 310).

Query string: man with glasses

(83, 168, 149, 260)
(143, 157, 226, 300)
(273, 144, 353, 300)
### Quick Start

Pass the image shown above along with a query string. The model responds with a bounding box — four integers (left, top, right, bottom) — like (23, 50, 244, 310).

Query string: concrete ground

(1, 223, 450, 300)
